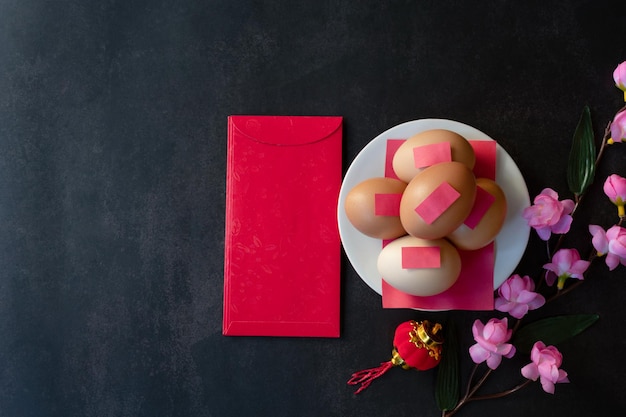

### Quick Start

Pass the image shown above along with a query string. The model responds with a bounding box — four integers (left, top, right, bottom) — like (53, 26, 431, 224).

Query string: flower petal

(471, 319, 484, 338)
(469, 344, 489, 364)
(544, 271, 557, 286)
(527, 294, 546, 310)
(515, 289, 538, 304)
(486, 353, 503, 370)
(551, 214, 573, 235)
(536, 226, 552, 241)
(509, 304, 529, 319)
(608, 238, 626, 258)
(540, 378, 556, 394)
(606, 253, 620, 270)
(539, 188, 559, 200)
(521, 363, 539, 380)
(590, 225, 609, 254)
(569, 260, 590, 278)
(560, 199, 575, 214)
(494, 298, 513, 312)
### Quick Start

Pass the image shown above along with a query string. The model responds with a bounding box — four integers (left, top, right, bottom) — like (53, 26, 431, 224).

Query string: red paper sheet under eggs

(381, 139, 497, 310)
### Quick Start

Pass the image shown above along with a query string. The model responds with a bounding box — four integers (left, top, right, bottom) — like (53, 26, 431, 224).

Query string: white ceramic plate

(338, 119, 530, 295)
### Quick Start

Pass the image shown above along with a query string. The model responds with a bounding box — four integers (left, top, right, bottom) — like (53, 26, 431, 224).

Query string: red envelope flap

(229, 115, 343, 146)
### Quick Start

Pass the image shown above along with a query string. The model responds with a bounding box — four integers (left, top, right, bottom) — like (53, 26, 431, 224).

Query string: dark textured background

(1, 0, 626, 416)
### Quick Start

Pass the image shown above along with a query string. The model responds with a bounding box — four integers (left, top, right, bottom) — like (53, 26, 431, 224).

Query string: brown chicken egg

(392, 129, 476, 183)
(447, 178, 507, 250)
(344, 177, 408, 239)
(400, 161, 476, 240)
(377, 235, 461, 296)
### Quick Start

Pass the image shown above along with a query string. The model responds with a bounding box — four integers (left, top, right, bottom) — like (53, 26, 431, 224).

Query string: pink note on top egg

(414, 181, 461, 224)
(413, 141, 452, 168)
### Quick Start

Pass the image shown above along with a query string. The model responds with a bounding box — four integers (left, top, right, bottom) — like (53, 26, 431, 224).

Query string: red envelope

(223, 115, 343, 337)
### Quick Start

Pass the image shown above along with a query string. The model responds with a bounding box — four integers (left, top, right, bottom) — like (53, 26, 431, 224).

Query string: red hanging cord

(347, 361, 395, 394)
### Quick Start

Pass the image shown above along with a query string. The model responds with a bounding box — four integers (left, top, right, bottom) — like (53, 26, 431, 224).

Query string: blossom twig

(466, 380, 532, 402)
(443, 367, 492, 417)
(434, 62, 626, 417)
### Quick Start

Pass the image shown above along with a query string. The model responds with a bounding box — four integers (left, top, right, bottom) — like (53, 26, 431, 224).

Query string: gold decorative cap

(415, 320, 444, 348)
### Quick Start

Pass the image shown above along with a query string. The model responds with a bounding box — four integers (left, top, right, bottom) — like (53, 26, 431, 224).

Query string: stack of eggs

(344, 129, 507, 297)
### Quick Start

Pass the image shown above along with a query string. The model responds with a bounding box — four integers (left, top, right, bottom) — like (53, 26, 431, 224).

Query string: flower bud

(614, 61, 626, 101)
(603, 174, 626, 217)
(609, 111, 626, 145)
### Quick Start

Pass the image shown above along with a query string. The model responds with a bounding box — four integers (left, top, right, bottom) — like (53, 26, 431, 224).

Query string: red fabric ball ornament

(347, 320, 444, 394)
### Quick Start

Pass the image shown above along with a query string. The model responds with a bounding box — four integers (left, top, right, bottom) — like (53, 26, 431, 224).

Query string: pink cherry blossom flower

(613, 61, 626, 101)
(590, 224, 626, 270)
(610, 110, 626, 144)
(543, 248, 590, 290)
(522, 188, 574, 241)
(495, 274, 546, 319)
(469, 318, 515, 370)
(521, 341, 569, 394)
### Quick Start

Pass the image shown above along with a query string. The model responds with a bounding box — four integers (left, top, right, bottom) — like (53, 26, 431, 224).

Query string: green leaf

(435, 320, 460, 411)
(512, 314, 599, 354)
(567, 105, 596, 197)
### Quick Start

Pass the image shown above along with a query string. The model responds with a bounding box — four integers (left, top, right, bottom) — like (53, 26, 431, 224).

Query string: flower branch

(465, 379, 532, 403)
(437, 60, 626, 417)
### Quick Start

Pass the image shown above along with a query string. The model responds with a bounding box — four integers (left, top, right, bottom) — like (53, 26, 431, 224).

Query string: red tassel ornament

(347, 320, 444, 394)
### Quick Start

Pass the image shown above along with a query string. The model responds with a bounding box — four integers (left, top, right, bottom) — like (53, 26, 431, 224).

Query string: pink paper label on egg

(414, 182, 461, 224)
(374, 193, 402, 216)
(413, 142, 452, 168)
(401, 246, 441, 269)
(464, 186, 496, 229)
